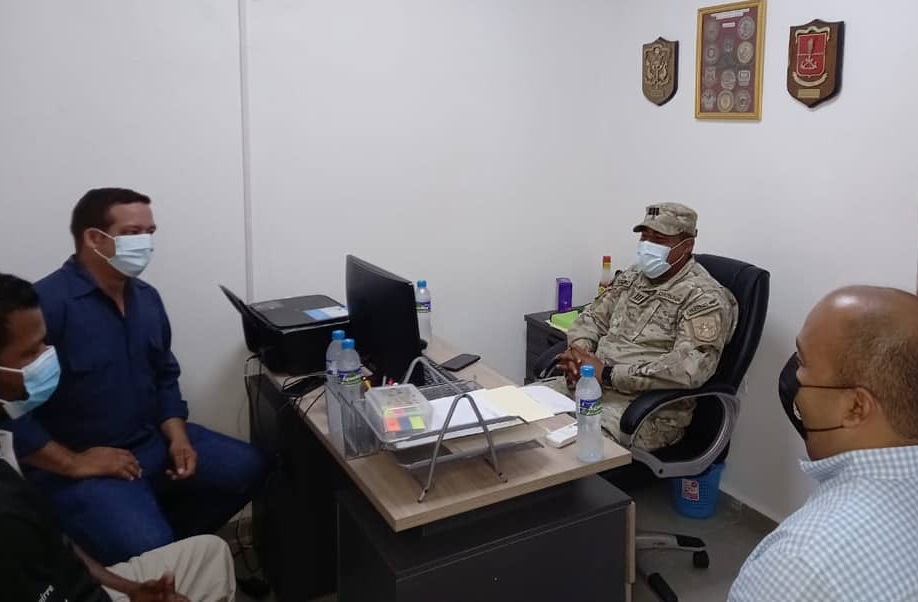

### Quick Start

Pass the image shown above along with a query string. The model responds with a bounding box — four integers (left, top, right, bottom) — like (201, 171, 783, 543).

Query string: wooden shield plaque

(642, 37, 678, 106)
(787, 20, 845, 107)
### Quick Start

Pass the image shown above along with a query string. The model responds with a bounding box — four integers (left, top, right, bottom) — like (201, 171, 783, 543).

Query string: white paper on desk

(521, 384, 576, 415)
(430, 389, 503, 431)
(485, 386, 554, 422)
(392, 390, 514, 450)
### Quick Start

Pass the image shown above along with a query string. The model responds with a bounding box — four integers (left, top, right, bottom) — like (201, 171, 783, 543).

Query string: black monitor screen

(345, 255, 422, 385)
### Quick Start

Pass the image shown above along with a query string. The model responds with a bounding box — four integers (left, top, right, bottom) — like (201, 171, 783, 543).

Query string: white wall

(604, 0, 918, 520)
(244, 0, 624, 378)
(3, 1, 916, 521)
(0, 1, 251, 438)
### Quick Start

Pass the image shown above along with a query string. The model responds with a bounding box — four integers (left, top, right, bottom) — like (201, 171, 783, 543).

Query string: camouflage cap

(632, 202, 698, 237)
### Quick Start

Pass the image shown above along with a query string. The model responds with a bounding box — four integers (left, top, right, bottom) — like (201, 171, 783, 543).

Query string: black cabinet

(337, 476, 632, 602)
(524, 310, 567, 383)
(248, 375, 347, 601)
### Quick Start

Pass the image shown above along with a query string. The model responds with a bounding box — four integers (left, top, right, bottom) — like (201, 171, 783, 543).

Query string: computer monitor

(345, 255, 423, 385)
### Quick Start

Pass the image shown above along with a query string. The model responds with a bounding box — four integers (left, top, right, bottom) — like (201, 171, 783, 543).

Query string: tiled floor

(629, 481, 775, 602)
(235, 481, 775, 602)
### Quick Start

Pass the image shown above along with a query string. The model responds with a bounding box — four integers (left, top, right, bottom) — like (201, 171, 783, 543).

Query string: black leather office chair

(532, 253, 770, 602)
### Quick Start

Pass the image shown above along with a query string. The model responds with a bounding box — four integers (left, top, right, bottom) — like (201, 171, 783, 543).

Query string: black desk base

(337, 476, 632, 602)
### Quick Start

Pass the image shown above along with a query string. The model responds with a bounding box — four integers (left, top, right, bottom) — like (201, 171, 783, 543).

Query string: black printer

(220, 285, 349, 375)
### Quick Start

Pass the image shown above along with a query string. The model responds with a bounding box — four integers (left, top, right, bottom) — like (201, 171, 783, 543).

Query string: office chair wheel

(692, 551, 710, 569)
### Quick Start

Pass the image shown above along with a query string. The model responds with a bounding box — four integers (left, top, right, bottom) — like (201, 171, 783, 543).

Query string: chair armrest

(531, 340, 569, 380)
(619, 383, 736, 435)
(617, 383, 740, 479)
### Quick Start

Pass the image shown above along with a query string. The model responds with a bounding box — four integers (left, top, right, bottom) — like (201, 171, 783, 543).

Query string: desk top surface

(268, 337, 631, 532)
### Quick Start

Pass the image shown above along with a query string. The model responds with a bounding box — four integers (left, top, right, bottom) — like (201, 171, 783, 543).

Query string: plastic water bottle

(598, 256, 612, 296)
(325, 329, 346, 384)
(415, 280, 432, 342)
(576, 365, 603, 463)
(336, 339, 362, 405)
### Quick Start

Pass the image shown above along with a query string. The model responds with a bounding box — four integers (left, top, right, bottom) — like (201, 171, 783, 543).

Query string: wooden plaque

(787, 19, 845, 107)
(642, 37, 678, 106)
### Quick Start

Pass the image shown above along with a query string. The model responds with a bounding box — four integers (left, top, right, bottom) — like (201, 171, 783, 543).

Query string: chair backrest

(694, 254, 770, 390)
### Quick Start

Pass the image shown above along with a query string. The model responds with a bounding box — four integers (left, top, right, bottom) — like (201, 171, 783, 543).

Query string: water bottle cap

(417, 280, 427, 288)
(342, 338, 355, 350)
(332, 330, 345, 340)
(580, 364, 595, 378)
(602, 255, 611, 264)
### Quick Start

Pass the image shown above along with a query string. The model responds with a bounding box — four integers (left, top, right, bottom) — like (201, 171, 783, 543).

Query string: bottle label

(579, 397, 602, 416)
(416, 301, 431, 314)
(337, 368, 362, 386)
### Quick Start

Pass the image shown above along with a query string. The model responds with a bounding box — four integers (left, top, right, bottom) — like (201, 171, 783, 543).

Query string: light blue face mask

(0, 346, 61, 419)
(635, 238, 691, 279)
(93, 229, 154, 278)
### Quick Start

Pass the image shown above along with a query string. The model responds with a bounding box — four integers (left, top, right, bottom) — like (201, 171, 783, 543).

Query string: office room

(1, 1, 916, 601)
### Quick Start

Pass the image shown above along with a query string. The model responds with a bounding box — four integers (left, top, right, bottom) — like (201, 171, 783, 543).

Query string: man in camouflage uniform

(556, 202, 738, 450)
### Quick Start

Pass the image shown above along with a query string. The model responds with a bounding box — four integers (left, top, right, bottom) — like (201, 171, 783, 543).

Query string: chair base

(636, 530, 710, 602)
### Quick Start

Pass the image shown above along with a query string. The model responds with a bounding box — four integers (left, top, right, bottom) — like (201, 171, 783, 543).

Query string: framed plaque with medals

(695, 0, 766, 120)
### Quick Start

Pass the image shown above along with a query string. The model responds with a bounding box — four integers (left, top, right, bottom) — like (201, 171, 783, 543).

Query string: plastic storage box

(364, 384, 434, 443)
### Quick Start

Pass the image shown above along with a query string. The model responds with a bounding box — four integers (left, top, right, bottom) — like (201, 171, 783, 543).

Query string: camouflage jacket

(567, 258, 738, 395)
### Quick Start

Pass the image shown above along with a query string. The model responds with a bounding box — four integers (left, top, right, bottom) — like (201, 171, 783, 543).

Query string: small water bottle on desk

(336, 339, 362, 405)
(415, 279, 432, 343)
(575, 365, 603, 463)
(325, 329, 345, 393)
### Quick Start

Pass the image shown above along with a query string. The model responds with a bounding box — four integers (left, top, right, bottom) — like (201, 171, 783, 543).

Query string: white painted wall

(244, 0, 623, 377)
(604, 0, 918, 520)
(3, 1, 916, 521)
(0, 2, 250, 438)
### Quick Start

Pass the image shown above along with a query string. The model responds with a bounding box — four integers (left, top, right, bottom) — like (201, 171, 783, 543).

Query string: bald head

(807, 286, 918, 439)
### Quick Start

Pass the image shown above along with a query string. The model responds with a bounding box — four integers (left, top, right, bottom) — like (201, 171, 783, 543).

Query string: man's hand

(129, 573, 190, 602)
(557, 348, 581, 388)
(559, 347, 605, 389)
(166, 437, 197, 481)
(70, 447, 142, 481)
(570, 347, 605, 381)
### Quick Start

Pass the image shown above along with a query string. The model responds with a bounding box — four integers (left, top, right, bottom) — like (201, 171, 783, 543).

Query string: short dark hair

(70, 188, 151, 250)
(0, 274, 40, 352)
(834, 289, 918, 439)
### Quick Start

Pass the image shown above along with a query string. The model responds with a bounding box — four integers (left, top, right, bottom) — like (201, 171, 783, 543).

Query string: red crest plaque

(787, 20, 845, 107)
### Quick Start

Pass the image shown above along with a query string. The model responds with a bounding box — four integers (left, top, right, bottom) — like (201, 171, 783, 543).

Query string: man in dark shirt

(0, 272, 235, 601)
(2, 188, 268, 566)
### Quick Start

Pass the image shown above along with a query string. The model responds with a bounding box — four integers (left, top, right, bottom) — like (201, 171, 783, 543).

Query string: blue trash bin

(671, 462, 725, 519)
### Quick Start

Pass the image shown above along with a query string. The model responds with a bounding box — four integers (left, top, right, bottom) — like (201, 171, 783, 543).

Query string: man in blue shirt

(4, 188, 269, 566)
(730, 286, 918, 601)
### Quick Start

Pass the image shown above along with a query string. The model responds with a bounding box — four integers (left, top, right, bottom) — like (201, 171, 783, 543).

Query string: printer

(220, 285, 350, 376)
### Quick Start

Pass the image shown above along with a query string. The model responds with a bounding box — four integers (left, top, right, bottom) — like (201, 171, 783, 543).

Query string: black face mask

(778, 354, 845, 440)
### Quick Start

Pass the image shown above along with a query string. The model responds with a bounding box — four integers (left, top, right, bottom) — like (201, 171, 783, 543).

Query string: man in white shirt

(730, 286, 918, 601)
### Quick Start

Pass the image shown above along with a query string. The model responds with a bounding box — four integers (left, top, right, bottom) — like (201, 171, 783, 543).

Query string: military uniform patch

(691, 314, 720, 343)
(683, 295, 722, 319)
(629, 290, 653, 305)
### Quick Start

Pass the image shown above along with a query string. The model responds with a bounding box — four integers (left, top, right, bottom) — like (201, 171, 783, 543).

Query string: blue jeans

(29, 423, 269, 566)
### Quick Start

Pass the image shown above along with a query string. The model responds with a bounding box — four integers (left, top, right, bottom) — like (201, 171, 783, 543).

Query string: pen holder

(326, 384, 380, 460)
(556, 277, 572, 312)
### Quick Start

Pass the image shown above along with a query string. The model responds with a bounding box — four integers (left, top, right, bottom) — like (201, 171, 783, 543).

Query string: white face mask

(635, 238, 690, 278)
(93, 229, 154, 278)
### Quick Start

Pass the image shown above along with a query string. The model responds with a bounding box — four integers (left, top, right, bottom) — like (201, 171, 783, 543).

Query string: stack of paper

(392, 384, 576, 449)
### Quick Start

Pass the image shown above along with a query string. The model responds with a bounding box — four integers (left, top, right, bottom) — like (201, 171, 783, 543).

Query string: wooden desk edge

(269, 336, 632, 532)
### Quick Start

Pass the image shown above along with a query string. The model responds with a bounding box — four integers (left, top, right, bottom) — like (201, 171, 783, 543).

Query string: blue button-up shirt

(729, 445, 918, 601)
(5, 257, 188, 457)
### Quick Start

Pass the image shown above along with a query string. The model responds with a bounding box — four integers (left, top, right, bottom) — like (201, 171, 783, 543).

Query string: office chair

(532, 254, 770, 602)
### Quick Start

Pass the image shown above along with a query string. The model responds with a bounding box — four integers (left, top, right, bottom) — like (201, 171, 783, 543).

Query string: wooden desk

(248, 337, 632, 601)
(274, 337, 631, 532)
